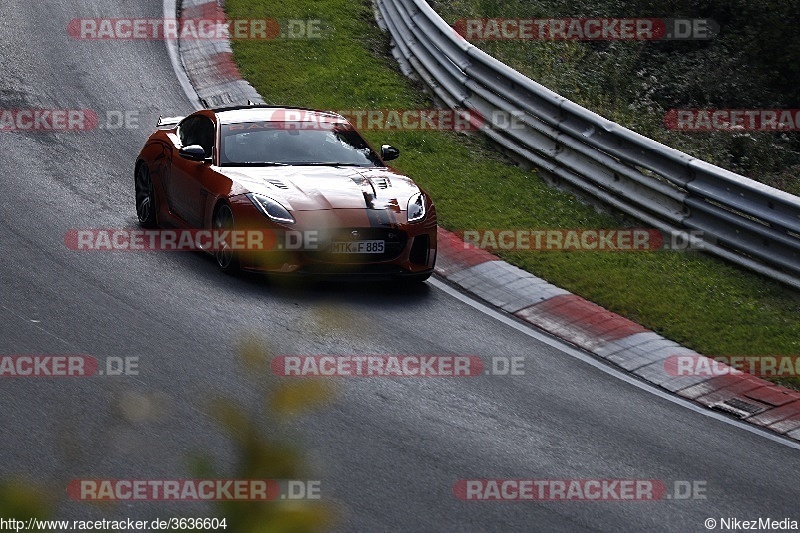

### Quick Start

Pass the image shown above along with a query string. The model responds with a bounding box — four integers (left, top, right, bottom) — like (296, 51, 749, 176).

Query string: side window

(178, 116, 215, 157)
(194, 118, 215, 157)
(178, 116, 197, 146)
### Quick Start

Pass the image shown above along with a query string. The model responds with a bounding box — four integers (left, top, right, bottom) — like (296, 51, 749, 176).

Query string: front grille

(307, 228, 407, 263)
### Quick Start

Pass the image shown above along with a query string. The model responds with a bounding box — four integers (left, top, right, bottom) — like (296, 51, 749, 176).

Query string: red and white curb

(169, 0, 800, 444)
(177, 0, 265, 108)
(435, 227, 800, 442)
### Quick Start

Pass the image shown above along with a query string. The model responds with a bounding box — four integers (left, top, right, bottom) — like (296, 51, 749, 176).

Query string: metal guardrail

(374, 0, 800, 289)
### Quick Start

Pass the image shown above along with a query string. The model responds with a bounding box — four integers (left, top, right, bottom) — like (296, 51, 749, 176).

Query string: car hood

(218, 165, 421, 212)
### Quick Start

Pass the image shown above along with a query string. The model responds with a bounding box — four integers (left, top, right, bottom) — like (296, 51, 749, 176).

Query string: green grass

(226, 0, 800, 385)
(430, 0, 800, 195)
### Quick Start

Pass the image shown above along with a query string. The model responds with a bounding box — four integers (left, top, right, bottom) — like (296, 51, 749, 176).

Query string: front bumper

(228, 197, 437, 277)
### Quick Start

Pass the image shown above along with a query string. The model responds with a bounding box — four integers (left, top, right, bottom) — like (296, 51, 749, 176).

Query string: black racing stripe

(366, 206, 400, 228)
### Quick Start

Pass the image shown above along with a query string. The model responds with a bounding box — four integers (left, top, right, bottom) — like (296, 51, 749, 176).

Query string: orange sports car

(134, 105, 437, 281)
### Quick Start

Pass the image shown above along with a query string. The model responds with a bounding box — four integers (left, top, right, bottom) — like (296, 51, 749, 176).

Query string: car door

(168, 116, 216, 228)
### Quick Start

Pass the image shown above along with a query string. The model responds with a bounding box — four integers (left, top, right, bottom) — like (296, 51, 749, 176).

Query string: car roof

(213, 105, 348, 125)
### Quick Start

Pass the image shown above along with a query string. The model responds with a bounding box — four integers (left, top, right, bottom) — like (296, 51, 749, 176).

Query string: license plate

(331, 240, 385, 254)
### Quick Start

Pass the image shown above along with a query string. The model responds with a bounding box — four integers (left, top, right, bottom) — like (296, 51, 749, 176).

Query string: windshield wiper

(223, 162, 290, 167)
(289, 162, 374, 167)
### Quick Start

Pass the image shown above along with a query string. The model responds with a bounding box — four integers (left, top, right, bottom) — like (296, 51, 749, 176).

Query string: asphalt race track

(0, 0, 798, 530)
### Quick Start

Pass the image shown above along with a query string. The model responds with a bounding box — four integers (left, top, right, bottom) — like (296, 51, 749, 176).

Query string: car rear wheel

(213, 204, 239, 274)
(135, 164, 157, 228)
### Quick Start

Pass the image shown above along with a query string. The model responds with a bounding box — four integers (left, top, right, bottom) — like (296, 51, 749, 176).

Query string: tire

(213, 203, 240, 274)
(134, 164, 157, 228)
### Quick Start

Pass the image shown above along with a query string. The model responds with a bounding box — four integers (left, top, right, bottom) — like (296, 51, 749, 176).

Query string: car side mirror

(381, 145, 400, 162)
(179, 145, 207, 162)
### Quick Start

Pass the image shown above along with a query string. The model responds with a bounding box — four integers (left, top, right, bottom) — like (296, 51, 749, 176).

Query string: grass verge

(226, 0, 800, 386)
(431, 0, 800, 195)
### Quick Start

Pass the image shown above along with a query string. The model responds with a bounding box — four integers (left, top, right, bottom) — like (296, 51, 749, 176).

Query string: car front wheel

(213, 203, 239, 274)
(135, 164, 157, 228)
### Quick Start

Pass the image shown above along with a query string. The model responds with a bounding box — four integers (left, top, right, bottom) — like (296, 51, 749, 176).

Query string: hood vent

(373, 177, 390, 189)
(266, 179, 289, 190)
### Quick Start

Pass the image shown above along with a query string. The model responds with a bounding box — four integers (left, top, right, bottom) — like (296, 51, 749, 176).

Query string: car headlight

(246, 193, 295, 224)
(407, 193, 426, 223)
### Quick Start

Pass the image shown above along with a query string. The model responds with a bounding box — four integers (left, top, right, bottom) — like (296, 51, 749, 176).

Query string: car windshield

(219, 121, 382, 167)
